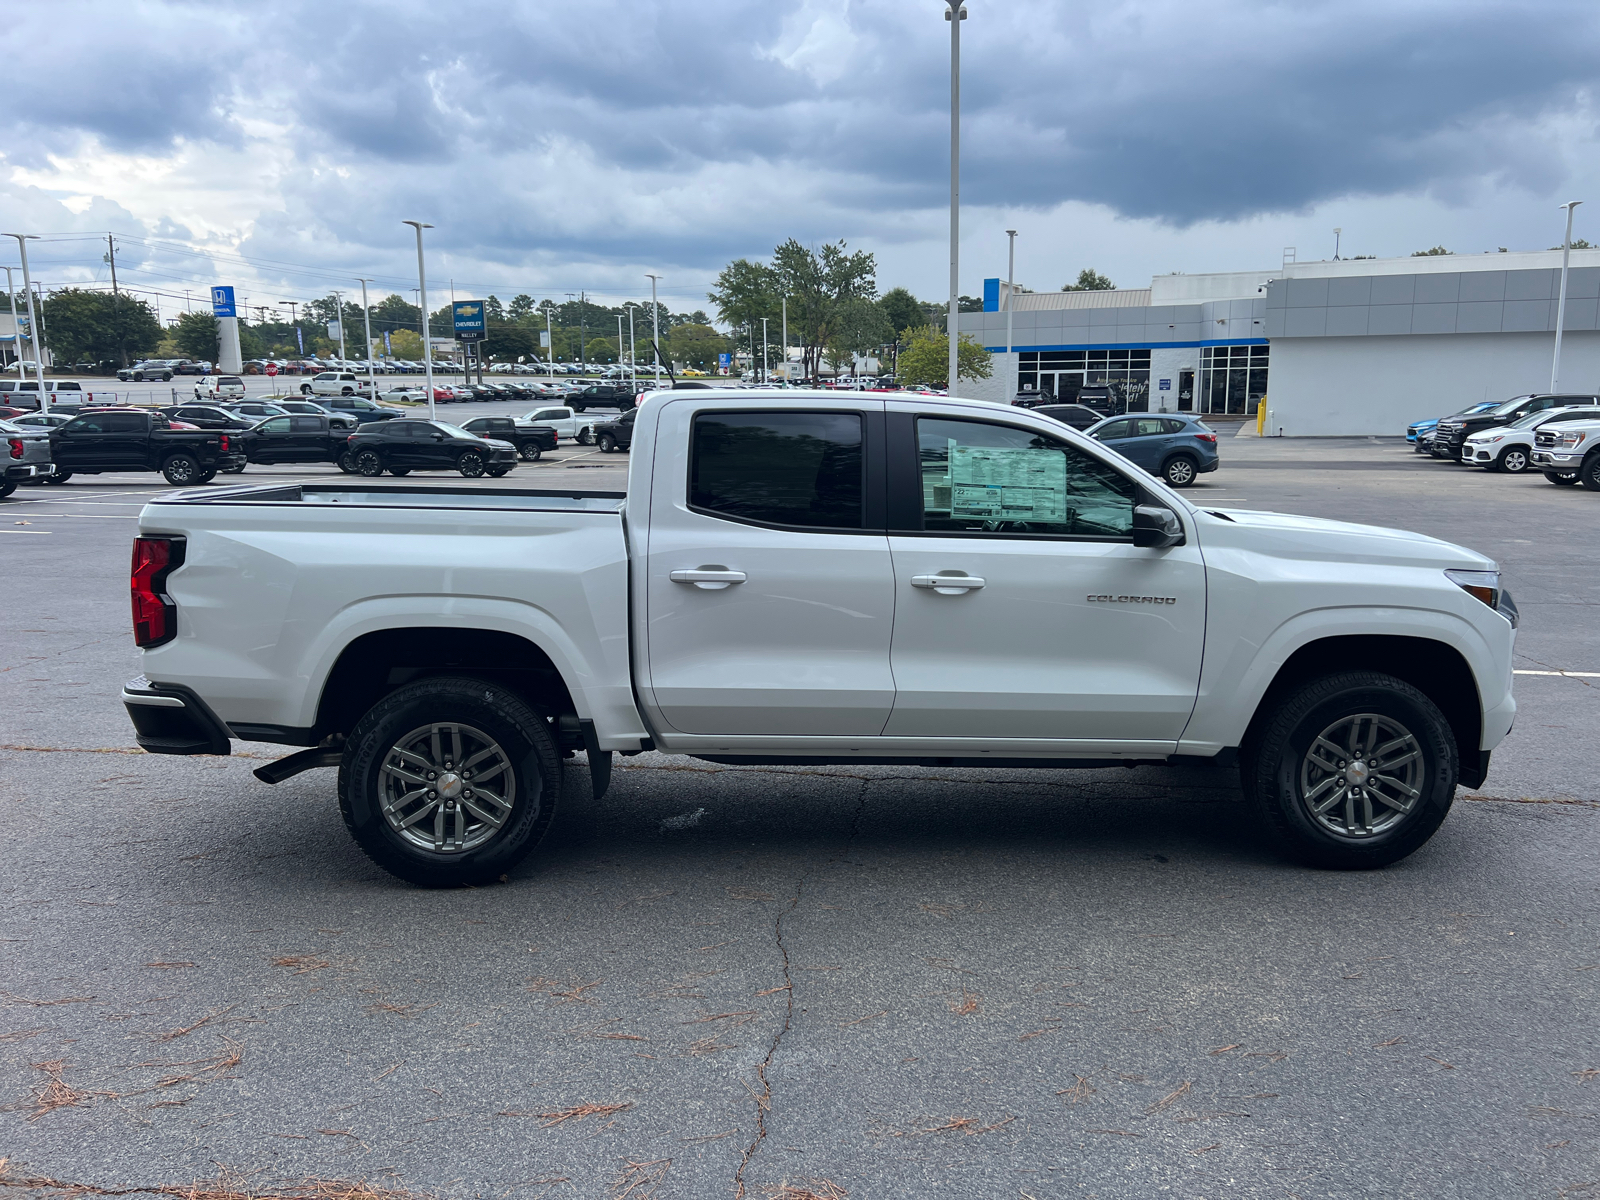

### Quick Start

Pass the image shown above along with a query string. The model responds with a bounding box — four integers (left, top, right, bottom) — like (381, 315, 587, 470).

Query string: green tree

(708, 258, 781, 357)
(1411, 246, 1452, 257)
(484, 295, 505, 322)
(1062, 268, 1114, 291)
(40, 288, 162, 366)
(172, 311, 220, 362)
(585, 336, 618, 363)
(509, 294, 535, 321)
(1549, 239, 1594, 250)
(895, 325, 992, 388)
(824, 298, 891, 376)
(485, 321, 537, 365)
(372, 293, 421, 335)
(878, 287, 924, 338)
(669, 323, 730, 370)
(770, 238, 878, 379)
(388, 329, 424, 360)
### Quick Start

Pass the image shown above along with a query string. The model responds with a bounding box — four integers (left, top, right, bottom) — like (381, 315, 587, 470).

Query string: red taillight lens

(1195, 432, 1217, 443)
(7, 438, 21, 459)
(218, 434, 230, 452)
(131, 536, 184, 647)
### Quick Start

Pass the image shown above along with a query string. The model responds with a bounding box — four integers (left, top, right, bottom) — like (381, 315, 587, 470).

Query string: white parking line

(0, 529, 51, 534)
(1514, 670, 1600, 678)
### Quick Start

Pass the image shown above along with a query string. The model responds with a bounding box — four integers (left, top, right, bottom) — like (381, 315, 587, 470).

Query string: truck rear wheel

(519, 443, 542, 461)
(162, 454, 201, 486)
(338, 676, 561, 887)
(1240, 671, 1456, 869)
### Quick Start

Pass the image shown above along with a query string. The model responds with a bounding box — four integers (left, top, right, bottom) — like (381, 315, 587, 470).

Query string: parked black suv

(570, 383, 638, 412)
(1432, 393, 1599, 460)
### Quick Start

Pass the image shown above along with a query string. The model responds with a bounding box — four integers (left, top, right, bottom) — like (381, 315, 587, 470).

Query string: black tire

(457, 450, 485, 478)
(338, 675, 561, 887)
(1581, 455, 1600, 492)
(570, 402, 586, 413)
(162, 373, 172, 382)
(1495, 446, 1530, 474)
(355, 449, 385, 477)
(487, 465, 511, 477)
(45, 469, 71, 484)
(1162, 455, 1199, 487)
(337, 450, 358, 474)
(342, 387, 354, 396)
(388, 466, 411, 476)
(519, 442, 542, 461)
(597, 433, 617, 453)
(577, 428, 593, 446)
(301, 384, 314, 395)
(1545, 471, 1578, 486)
(1241, 671, 1456, 870)
(0, 480, 15, 499)
(133, 372, 146, 382)
(161, 453, 201, 486)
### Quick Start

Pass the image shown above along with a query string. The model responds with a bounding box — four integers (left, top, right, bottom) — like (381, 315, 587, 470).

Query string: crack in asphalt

(732, 780, 871, 1199)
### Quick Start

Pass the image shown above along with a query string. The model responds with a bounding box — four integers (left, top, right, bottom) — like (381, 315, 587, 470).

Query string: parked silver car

(1, 418, 57, 497)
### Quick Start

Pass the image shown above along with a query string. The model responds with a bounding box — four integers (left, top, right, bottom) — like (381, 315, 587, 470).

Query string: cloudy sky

(6, 0, 1600, 318)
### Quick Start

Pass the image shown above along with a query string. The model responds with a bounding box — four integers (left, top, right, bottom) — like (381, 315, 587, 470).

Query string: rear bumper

(122, 675, 232, 755)
(5, 462, 53, 480)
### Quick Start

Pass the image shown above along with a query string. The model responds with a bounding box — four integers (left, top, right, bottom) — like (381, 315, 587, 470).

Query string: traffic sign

(265, 362, 279, 377)
(453, 301, 486, 342)
(210, 286, 237, 318)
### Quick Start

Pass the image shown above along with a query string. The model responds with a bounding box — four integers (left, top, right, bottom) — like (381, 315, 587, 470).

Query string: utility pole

(945, 0, 965, 397)
(356, 277, 376, 399)
(1552, 201, 1582, 392)
(646, 274, 662, 386)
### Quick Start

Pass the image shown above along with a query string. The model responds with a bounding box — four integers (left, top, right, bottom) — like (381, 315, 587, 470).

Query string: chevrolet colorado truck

(122, 390, 1519, 885)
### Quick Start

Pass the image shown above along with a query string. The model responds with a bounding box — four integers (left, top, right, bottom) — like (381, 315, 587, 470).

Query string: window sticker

(948, 442, 1068, 523)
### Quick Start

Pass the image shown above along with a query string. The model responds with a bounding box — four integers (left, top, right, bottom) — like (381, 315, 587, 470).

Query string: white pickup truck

(122, 390, 1518, 885)
(517, 404, 598, 445)
(300, 371, 372, 399)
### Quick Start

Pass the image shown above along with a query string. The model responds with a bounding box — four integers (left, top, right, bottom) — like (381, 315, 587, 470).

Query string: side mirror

(431, 432, 445, 440)
(1132, 504, 1184, 549)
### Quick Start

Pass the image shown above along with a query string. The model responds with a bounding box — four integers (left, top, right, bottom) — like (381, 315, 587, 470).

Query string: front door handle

(911, 572, 986, 594)
(670, 567, 747, 590)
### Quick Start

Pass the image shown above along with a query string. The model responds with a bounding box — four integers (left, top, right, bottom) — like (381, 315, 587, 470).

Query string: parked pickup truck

(517, 405, 597, 445)
(51, 407, 245, 485)
(301, 371, 372, 399)
(122, 390, 1518, 886)
(1, 417, 55, 497)
(1530, 418, 1600, 489)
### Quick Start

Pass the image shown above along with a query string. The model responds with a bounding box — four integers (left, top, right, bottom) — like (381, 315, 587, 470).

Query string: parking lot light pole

(545, 306, 554, 382)
(331, 289, 348, 363)
(355, 277, 377, 400)
(1552, 200, 1582, 392)
(624, 303, 638, 386)
(762, 317, 769, 382)
(2, 266, 23, 380)
(4, 234, 48, 408)
(403, 220, 436, 420)
(781, 296, 787, 383)
(646, 274, 662, 386)
(1005, 228, 1016, 399)
(617, 314, 625, 376)
(945, 0, 965, 398)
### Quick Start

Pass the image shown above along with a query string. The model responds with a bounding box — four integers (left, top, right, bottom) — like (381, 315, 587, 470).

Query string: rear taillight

(1194, 432, 1217, 443)
(7, 438, 21, 459)
(218, 434, 230, 452)
(131, 536, 185, 648)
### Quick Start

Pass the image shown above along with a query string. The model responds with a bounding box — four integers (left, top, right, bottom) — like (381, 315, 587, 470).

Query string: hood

(1196, 508, 1496, 571)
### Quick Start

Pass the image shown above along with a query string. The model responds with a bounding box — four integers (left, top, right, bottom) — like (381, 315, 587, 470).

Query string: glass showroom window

(1019, 349, 1151, 407)
(1198, 345, 1269, 415)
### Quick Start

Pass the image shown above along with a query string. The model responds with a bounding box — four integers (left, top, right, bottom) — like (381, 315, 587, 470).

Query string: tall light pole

(762, 316, 769, 382)
(646, 273, 662, 386)
(1552, 200, 1582, 393)
(617, 314, 625, 375)
(331, 288, 348, 362)
(5, 234, 48, 407)
(780, 296, 787, 383)
(624, 302, 638, 385)
(1005, 228, 1016, 400)
(403, 220, 436, 420)
(2, 266, 23, 379)
(545, 304, 555, 382)
(355, 277, 377, 400)
(945, 0, 965, 397)
(1333, 227, 1343, 260)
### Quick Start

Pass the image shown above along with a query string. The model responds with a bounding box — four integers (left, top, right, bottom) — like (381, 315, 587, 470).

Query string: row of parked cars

(1407, 392, 1600, 489)
(0, 397, 631, 494)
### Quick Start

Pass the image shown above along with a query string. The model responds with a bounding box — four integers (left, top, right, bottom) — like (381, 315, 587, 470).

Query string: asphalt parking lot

(2, 432, 1598, 1200)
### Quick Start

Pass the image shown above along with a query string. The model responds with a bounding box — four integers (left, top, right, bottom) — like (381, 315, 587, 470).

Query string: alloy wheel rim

(377, 722, 518, 854)
(1169, 460, 1194, 484)
(1299, 712, 1423, 839)
(1504, 450, 1527, 472)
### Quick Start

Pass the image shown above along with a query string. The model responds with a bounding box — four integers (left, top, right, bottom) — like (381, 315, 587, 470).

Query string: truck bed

(149, 481, 626, 512)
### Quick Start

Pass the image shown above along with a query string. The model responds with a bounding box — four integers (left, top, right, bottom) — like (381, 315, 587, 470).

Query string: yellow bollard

(1256, 396, 1267, 436)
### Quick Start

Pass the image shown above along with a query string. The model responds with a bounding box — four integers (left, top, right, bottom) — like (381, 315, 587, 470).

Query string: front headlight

(1445, 569, 1517, 627)
(1558, 430, 1588, 448)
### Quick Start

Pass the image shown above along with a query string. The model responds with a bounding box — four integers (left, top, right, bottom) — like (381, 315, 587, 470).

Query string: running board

(253, 747, 343, 785)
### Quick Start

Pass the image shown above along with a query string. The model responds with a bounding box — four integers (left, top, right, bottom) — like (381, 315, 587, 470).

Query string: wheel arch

(1241, 634, 1483, 786)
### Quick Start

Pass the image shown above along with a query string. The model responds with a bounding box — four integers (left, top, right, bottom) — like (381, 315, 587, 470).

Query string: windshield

(1491, 395, 1534, 416)
(0, 419, 20, 434)
(1510, 409, 1554, 429)
(433, 423, 472, 438)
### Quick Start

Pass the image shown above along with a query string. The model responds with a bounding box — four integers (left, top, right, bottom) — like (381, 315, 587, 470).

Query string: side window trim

(887, 411, 1139, 542)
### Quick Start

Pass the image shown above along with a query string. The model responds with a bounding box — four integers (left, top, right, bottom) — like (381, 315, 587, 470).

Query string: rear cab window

(690, 411, 863, 530)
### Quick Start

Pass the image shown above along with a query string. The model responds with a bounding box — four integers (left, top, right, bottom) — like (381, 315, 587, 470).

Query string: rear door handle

(911, 573, 986, 594)
(670, 568, 747, 590)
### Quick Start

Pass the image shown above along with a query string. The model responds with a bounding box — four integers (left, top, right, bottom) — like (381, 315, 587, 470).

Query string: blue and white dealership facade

(957, 248, 1600, 435)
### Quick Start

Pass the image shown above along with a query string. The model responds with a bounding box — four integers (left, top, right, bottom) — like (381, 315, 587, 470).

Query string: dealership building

(957, 248, 1600, 435)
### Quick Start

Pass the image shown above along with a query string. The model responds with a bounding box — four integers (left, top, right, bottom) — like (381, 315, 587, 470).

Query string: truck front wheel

(338, 676, 562, 887)
(162, 454, 201, 486)
(1241, 671, 1456, 869)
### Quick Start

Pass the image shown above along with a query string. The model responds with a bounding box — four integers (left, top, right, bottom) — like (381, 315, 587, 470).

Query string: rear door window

(103, 412, 147, 432)
(690, 411, 863, 530)
(290, 416, 323, 432)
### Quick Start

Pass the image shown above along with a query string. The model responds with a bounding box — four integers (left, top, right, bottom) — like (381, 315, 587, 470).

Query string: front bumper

(122, 675, 233, 755)
(5, 461, 53, 480)
(1531, 450, 1581, 467)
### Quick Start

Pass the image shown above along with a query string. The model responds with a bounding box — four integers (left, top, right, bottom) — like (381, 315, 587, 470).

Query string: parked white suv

(1462, 405, 1600, 473)
(301, 371, 370, 399)
(193, 375, 248, 401)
